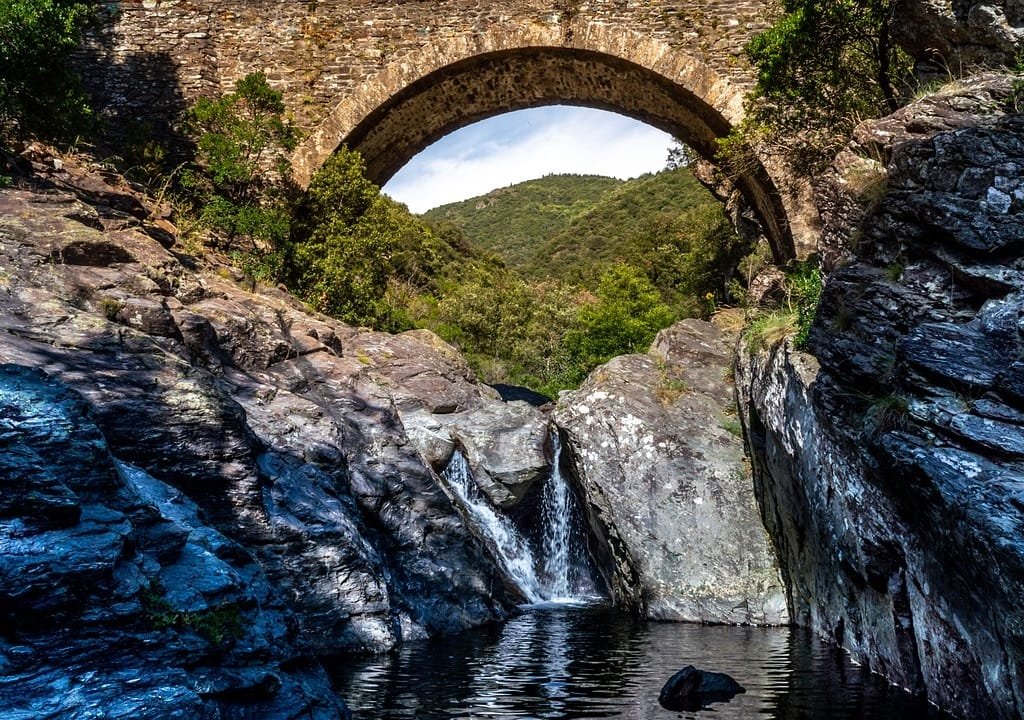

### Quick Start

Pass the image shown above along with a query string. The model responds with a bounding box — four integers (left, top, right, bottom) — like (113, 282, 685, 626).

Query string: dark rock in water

(489, 383, 553, 407)
(658, 665, 745, 711)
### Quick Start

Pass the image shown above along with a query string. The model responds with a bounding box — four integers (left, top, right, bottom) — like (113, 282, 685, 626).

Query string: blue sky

(382, 106, 674, 213)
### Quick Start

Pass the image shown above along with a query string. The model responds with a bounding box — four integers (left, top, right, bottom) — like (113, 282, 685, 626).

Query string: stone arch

(293, 25, 795, 262)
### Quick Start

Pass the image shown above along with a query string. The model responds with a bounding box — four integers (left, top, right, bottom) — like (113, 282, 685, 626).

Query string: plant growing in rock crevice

(742, 259, 822, 353)
(861, 393, 909, 440)
(141, 582, 245, 646)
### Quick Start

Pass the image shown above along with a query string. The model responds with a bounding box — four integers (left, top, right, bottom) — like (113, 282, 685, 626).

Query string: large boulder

(738, 77, 1024, 719)
(554, 319, 789, 624)
(0, 155, 519, 715)
(897, 1, 1024, 68)
(366, 332, 552, 508)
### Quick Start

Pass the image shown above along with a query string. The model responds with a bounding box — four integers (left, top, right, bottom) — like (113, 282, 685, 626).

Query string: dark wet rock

(658, 665, 745, 711)
(555, 319, 788, 624)
(738, 77, 1024, 719)
(0, 364, 348, 719)
(490, 383, 553, 407)
(0, 155, 523, 714)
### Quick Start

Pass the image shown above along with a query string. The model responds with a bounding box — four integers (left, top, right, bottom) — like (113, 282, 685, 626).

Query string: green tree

(738, 0, 912, 172)
(288, 148, 447, 329)
(181, 72, 298, 250)
(0, 0, 94, 145)
(564, 263, 675, 372)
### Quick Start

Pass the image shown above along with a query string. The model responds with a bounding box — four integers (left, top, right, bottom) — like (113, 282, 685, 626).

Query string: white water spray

(440, 434, 599, 605)
(442, 451, 545, 603)
(540, 431, 577, 600)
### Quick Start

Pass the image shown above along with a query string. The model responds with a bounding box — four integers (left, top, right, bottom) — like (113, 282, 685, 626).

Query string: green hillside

(525, 168, 716, 285)
(423, 174, 621, 272)
(423, 168, 729, 292)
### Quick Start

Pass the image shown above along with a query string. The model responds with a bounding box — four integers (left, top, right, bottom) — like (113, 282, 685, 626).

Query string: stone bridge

(83, 0, 805, 259)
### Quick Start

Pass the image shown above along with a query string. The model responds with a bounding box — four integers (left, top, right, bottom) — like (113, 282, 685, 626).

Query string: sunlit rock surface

(555, 319, 789, 624)
(0, 151, 520, 715)
(738, 77, 1024, 720)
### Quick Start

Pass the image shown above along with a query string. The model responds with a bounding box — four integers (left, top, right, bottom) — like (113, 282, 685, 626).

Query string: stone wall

(81, 0, 774, 150)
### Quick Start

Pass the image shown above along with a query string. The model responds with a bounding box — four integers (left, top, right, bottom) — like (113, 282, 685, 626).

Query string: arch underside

(338, 47, 794, 261)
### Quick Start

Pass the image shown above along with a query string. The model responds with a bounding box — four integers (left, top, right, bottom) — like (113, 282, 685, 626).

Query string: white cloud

(382, 106, 674, 213)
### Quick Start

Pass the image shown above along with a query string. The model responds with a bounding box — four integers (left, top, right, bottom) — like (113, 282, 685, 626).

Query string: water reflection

(329, 607, 953, 719)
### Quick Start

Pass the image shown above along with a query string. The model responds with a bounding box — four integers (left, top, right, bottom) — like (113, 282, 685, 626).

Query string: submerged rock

(658, 665, 745, 711)
(555, 319, 789, 624)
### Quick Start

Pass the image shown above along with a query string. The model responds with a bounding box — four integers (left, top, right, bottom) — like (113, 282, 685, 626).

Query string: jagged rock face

(0, 160, 523, 712)
(738, 78, 1024, 719)
(897, 0, 1024, 68)
(0, 365, 348, 719)
(555, 319, 789, 624)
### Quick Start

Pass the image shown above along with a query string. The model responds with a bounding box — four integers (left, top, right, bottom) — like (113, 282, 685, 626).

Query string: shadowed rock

(658, 665, 745, 711)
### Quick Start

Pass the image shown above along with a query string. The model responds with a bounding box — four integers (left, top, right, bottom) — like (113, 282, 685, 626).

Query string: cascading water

(540, 431, 593, 600)
(442, 451, 545, 603)
(439, 431, 600, 605)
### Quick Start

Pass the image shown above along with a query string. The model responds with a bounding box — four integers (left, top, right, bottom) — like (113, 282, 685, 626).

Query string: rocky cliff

(737, 75, 1024, 719)
(0, 151, 550, 717)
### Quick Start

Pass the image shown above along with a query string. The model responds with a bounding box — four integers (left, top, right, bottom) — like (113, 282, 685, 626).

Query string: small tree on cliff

(733, 0, 912, 173)
(181, 72, 299, 252)
(0, 0, 94, 146)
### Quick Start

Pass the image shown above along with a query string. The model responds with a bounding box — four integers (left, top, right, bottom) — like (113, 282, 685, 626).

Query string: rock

(738, 75, 1024, 720)
(555, 319, 789, 624)
(0, 364, 349, 719)
(0, 165, 522, 713)
(450, 401, 550, 508)
(658, 665, 745, 711)
(352, 330, 553, 508)
(896, 2, 1024, 68)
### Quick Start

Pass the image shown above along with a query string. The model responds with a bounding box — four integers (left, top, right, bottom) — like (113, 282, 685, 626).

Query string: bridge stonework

(83, 0, 805, 258)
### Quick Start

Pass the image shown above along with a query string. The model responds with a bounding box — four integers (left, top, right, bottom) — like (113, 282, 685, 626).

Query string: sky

(382, 106, 675, 214)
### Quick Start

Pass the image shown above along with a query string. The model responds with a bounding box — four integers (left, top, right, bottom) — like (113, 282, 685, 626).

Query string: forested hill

(421, 168, 722, 284)
(423, 174, 621, 272)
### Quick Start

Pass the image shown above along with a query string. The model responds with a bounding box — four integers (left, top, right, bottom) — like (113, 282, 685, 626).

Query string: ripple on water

(328, 607, 955, 720)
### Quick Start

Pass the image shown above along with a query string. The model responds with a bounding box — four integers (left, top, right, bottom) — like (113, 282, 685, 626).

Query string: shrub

(0, 0, 94, 145)
(732, 0, 913, 174)
(180, 72, 298, 251)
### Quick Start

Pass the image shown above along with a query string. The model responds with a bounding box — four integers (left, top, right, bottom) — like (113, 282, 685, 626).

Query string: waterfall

(442, 451, 545, 603)
(440, 434, 599, 605)
(540, 431, 579, 600)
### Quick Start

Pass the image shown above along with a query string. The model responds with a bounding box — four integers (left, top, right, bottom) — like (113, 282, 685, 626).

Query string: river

(329, 605, 952, 719)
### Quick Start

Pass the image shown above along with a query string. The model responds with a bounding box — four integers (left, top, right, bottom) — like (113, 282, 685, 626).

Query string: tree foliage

(0, 0, 94, 145)
(737, 0, 912, 172)
(181, 72, 298, 249)
(563, 264, 674, 373)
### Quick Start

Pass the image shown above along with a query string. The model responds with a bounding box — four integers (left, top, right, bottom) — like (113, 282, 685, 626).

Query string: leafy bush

(286, 148, 495, 332)
(180, 72, 298, 250)
(743, 259, 822, 353)
(732, 0, 912, 173)
(563, 263, 675, 374)
(0, 0, 94, 145)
